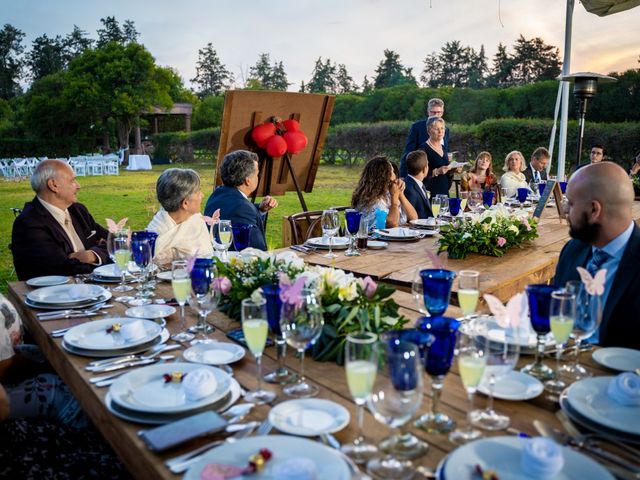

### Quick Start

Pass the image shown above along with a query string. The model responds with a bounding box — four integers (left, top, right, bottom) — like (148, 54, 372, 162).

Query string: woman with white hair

(423, 116, 454, 197)
(147, 168, 218, 264)
(499, 150, 530, 195)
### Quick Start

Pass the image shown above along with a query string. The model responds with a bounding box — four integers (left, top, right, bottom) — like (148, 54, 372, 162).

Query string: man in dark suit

(524, 147, 550, 184)
(403, 150, 433, 219)
(204, 150, 278, 251)
(12, 159, 110, 280)
(554, 162, 639, 349)
(400, 98, 450, 177)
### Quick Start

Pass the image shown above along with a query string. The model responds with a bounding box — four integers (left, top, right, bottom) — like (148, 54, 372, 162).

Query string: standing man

(554, 162, 639, 349)
(400, 98, 450, 177)
(204, 150, 278, 251)
(403, 150, 433, 219)
(11, 159, 110, 280)
(524, 147, 550, 183)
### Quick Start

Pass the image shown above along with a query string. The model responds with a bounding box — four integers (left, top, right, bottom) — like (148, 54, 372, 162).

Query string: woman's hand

(389, 179, 401, 200)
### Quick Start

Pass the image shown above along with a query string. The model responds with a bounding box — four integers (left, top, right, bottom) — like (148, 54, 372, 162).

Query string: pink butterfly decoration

(576, 267, 607, 296)
(279, 275, 307, 308)
(202, 209, 220, 226)
(186, 249, 199, 273)
(425, 247, 448, 269)
(483, 293, 524, 328)
(106, 217, 128, 233)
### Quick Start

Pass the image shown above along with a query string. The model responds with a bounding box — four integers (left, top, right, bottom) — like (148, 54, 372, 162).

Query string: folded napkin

(608, 372, 640, 406)
(182, 368, 217, 401)
(120, 320, 147, 342)
(271, 458, 317, 480)
(521, 437, 564, 479)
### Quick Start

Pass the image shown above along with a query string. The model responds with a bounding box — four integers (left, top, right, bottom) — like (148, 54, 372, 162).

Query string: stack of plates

(105, 362, 241, 425)
(374, 227, 422, 241)
(559, 377, 640, 444)
(592, 347, 640, 372)
(26, 275, 70, 287)
(410, 219, 442, 233)
(62, 317, 167, 357)
(26, 284, 111, 310)
(90, 264, 135, 283)
(305, 237, 350, 250)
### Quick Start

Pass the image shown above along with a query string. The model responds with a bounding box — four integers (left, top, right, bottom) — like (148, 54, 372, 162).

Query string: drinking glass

(545, 290, 576, 398)
(344, 209, 362, 257)
(212, 220, 232, 261)
(231, 223, 253, 251)
(341, 332, 378, 464)
(516, 187, 529, 206)
(241, 298, 276, 404)
(482, 190, 494, 207)
(449, 332, 485, 443)
(468, 315, 520, 430)
(468, 191, 483, 213)
(411, 267, 428, 316)
(561, 280, 603, 381)
(414, 316, 460, 434)
(356, 215, 369, 251)
(458, 270, 480, 320)
(262, 284, 296, 384)
(132, 230, 158, 292)
(321, 208, 340, 259)
(188, 258, 218, 343)
(420, 269, 456, 317)
(128, 237, 153, 306)
(435, 194, 449, 219)
(448, 197, 462, 216)
(107, 230, 134, 293)
(538, 182, 547, 196)
(521, 284, 556, 381)
(431, 197, 441, 218)
(280, 288, 324, 397)
(366, 340, 423, 480)
(460, 191, 469, 212)
(171, 259, 194, 342)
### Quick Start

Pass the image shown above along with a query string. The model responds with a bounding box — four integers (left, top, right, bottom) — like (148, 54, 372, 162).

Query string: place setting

(25, 283, 113, 311)
(26, 275, 70, 287)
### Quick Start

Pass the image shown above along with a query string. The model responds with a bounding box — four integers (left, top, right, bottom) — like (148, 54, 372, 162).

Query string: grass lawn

(0, 164, 361, 291)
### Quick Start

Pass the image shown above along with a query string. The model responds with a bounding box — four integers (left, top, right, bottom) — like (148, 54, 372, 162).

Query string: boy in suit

(402, 150, 433, 219)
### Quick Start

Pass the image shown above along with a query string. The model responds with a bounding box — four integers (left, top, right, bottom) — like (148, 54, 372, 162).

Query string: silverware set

(290, 244, 318, 254)
(85, 344, 181, 372)
(38, 303, 114, 321)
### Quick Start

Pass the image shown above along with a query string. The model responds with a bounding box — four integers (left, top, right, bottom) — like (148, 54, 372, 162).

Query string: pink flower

(212, 276, 231, 295)
(497, 237, 507, 247)
(360, 276, 377, 299)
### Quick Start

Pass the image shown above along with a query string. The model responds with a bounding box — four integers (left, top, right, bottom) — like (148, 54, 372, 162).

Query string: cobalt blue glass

(231, 224, 253, 251)
(538, 182, 547, 196)
(344, 209, 362, 256)
(381, 329, 434, 363)
(131, 237, 152, 268)
(517, 187, 529, 203)
(189, 258, 216, 336)
(262, 283, 296, 384)
(559, 181, 567, 194)
(420, 269, 456, 317)
(414, 316, 460, 433)
(482, 191, 494, 207)
(129, 234, 155, 305)
(191, 258, 214, 295)
(132, 230, 158, 257)
(449, 198, 461, 216)
(387, 340, 421, 391)
(522, 284, 557, 381)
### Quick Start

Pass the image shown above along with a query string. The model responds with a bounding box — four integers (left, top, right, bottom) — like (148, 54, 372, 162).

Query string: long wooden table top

(8, 281, 618, 479)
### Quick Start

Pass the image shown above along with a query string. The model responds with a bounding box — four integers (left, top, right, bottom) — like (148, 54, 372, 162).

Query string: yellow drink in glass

(114, 249, 130, 270)
(219, 231, 232, 245)
(458, 289, 479, 315)
(550, 315, 574, 344)
(172, 278, 191, 304)
(459, 355, 486, 389)
(243, 319, 268, 355)
(432, 204, 441, 217)
(346, 360, 377, 400)
(460, 199, 468, 211)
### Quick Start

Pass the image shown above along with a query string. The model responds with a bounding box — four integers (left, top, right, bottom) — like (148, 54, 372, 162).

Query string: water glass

(559, 181, 568, 194)
(420, 269, 456, 317)
(129, 236, 153, 306)
(171, 259, 194, 342)
(212, 219, 232, 261)
(448, 197, 461, 216)
(231, 223, 253, 251)
(322, 208, 340, 259)
(242, 298, 276, 404)
(458, 270, 480, 319)
(545, 290, 576, 398)
(344, 209, 362, 257)
(188, 258, 218, 343)
(435, 194, 449, 218)
(538, 182, 547, 196)
(262, 284, 296, 384)
(517, 187, 529, 205)
(107, 230, 134, 293)
(468, 191, 483, 213)
(374, 208, 388, 230)
(521, 284, 557, 380)
(482, 190, 494, 207)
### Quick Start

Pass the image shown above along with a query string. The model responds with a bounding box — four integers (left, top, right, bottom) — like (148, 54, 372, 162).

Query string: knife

(90, 357, 161, 373)
(39, 312, 102, 321)
(85, 344, 180, 371)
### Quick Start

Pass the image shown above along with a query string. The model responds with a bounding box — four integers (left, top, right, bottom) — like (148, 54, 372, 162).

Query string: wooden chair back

(286, 206, 350, 246)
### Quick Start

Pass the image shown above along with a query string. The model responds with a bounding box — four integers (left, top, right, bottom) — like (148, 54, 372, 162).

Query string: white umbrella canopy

(580, 0, 640, 16)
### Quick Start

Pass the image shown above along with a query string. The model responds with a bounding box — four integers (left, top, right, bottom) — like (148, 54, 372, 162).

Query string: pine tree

(373, 49, 416, 89)
(190, 43, 233, 97)
(0, 24, 25, 99)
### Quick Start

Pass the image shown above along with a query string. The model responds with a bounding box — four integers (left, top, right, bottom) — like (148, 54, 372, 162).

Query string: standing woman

(423, 116, 454, 197)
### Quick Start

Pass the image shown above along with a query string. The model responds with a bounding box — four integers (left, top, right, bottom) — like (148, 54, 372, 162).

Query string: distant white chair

(105, 158, 119, 175)
(69, 158, 87, 176)
(12, 159, 30, 177)
(86, 158, 104, 176)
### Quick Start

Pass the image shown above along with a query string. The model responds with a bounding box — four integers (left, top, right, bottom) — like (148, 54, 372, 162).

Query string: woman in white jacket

(499, 150, 530, 197)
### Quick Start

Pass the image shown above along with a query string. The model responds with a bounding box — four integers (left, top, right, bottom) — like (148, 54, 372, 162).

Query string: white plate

(592, 347, 640, 372)
(467, 316, 554, 350)
(183, 342, 245, 365)
(374, 227, 420, 240)
(442, 436, 614, 480)
(61, 328, 169, 358)
(269, 399, 350, 437)
(93, 263, 134, 279)
(305, 236, 350, 250)
(156, 271, 172, 281)
(410, 218, 445, 228)
(27, 284, 107, 305)
(367, 240, 388, 249)
(64, 317, 162, 351)
(566, 376, 640, 436)
(109, 362, 232, 414)
(26, 275, 70, 287)
(26, 291, 112, 310)
(104, 378, 242, 425)
(125, 304, 176, 320)
(184, 435, 350, 480)
(478, 371, 543, 400)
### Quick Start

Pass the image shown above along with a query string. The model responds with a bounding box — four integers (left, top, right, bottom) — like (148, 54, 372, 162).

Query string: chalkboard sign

(533, 181, 565, 219)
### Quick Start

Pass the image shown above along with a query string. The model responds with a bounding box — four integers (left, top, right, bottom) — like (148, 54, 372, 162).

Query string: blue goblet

(345, 209, 362, 257)
(262, 284, 296, 384)
(231, 224, 254, 251)
(129, 236, 153, 306)
(521, 284, 557, 380)
(414, 316, 461, 434)
(449, 198, 461, 217)
(517, 187, 529, 205)
(420, 269, 456, 317)
(482, 190, 494, 207)
(559, 181, 567, 194)
(132, 230, 159, 291)
(538, 182, 547, 196)
(189, 258, 217, 340)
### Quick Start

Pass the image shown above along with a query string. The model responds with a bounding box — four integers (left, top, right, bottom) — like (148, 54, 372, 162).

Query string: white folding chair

(87, 158, 104, 176)
(105, 158, 119, 175)
(70, 159, 87, 176)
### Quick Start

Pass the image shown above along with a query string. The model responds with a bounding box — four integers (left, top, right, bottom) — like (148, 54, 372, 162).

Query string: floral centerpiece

(214, 249, 408, 364)
(438, 205, 538, 259)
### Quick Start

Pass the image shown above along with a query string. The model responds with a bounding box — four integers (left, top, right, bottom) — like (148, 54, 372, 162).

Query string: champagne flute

(212, 220, 232, 261)
(171, 260, 194, 342)
(322, 208, 340, 259)
(188, 258, 218, 343)
(242, 298, 276, 404)
(458, 270, 480, 320)
(344, 209, 362, 257)
(107, 230, 134, 293)
(366, 340, 423, 479)
(280, 288, 324, 398)
(545, 290, 576, 398)
(449, 332, 485, 444)
(431, 198, 441, 218)
(341, 332, 378, 464)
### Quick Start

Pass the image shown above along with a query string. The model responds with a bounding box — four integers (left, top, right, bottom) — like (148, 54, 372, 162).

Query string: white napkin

(521, 437, 564, 478)
(182, 368, 217, 401)
(68, 284, 92, 300)
(608, 373, 640, 406)
(271, 458, 317, 480)
(120, 320, 147, 342)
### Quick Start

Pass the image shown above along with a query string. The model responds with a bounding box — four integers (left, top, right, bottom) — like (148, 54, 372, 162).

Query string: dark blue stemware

(189, 258, 216, 337)
(345, 209, 362, 256)
(129, 235, 154, 305)
(449, 198, 462, 216)
(559, 181, 567, 194)
(231, 224, 254, 251)
(522, 284, 557, 380)
(482, 191, 494, 207)
(517, 187, 529, 204)
(262, 284, 296, 384)
(420, 269, 456, 317)
(538, 182, 547, 196)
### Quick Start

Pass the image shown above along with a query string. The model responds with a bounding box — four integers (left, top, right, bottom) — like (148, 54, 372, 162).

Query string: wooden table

(281, 202, 640, 303)
(8, 281, 617, 479)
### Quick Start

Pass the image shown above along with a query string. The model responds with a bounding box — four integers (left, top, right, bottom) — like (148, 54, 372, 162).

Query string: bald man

(554, 162, 640, 349)
(11, 159, 110, 280)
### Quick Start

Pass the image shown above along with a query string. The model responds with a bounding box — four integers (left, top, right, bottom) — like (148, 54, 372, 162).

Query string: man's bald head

(31, 159, 73, 194)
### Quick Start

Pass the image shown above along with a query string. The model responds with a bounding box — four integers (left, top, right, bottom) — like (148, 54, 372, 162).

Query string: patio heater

(558, 72, 616, 167)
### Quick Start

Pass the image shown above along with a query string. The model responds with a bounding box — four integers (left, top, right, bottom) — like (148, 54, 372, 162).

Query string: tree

(0, 24, 25, 99)
(26, 34, 66, 81)
(191, 43, 233, 97)
(64, 25, 93, 62)
(489, 42, 514, 88)
(510, 35, 561, 85)
(467, 45, 489, 89)
(96, 16, 138, 47)
(270, 61, 289, 90)
(373, 49, 416, 89)
(307, 57, 337, 93)
(421, 41, 488, 88)
(247, 53, 289, 90)
(361, 75, 373, 94)
(335, 64, 357, 93)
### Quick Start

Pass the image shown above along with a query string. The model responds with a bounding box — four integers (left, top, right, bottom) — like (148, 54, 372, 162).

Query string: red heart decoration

(266, 135, 287, 157)
(251, 123, 276, 148)
(284, 131, 308, 154)
(283, 119, 301, 132)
